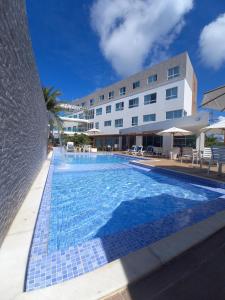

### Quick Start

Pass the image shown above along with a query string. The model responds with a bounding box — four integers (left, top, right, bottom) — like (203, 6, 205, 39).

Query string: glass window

(143, 114, 156, 122)
(89, 122, 94, 129)
(87, 109, 94, 119)
(81, 102, 86, 107)
(108, 91, 114, 99)
(166, 87, 178, 100)
(168, 66, 180, 80)
(115, 102, 124, 111)
(79, 113, 84, 119)
(106, 105, 111, 113)
(95, 122, 99, 129)
(120, 86, 126, 96)
(115, 118, 123, 127)
(166, 109, 183, 120)
(104, 120, 112, 127)
(133, 81, 140, 89)
(90, 99, 94, 106)
(129, 97, 139, 108)
(148, 74, 157, 84)
(73, 114, 77, 118)
(96, 107, 102, 115)
(132, 116, 138, 126)
(67, 127, 71, 132)
(144, 93, 157, 105)
(99, 94, 104, 101)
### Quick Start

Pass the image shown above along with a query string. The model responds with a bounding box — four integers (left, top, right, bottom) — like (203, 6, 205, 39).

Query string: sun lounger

(210, 146, 225, 175)
(200, 147, 212, 172)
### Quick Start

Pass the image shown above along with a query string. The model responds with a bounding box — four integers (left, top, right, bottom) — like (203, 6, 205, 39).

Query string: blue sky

(26, 0, 225, 113)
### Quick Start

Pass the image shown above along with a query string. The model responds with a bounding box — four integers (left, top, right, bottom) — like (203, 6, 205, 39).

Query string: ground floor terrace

(93, 112, 208, 152)
(1, 149, 225, 300)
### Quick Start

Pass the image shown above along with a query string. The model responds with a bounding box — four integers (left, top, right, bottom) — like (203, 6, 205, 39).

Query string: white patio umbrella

(157, 127, 192, 149)
(87, 128, 101, 134)
(201, 119, 225, 144)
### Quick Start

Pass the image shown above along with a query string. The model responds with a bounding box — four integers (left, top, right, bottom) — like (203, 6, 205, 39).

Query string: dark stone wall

(0, 0, 48, 245)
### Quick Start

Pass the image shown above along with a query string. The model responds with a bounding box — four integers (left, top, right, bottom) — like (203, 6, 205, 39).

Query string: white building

(72, 52, 208, 150)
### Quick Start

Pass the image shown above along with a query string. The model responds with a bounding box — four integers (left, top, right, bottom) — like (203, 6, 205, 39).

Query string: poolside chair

(153, 147, 163, 156)
(143, 145, 154, 157)
(200, 147, 212, 172)
(128, 145, 138, 155)
(180, 147, 193, 163)
(170, 147, 180, 160)
(136, 146, 144, 156)
(210, 146, 225, 175)
(66, 142, 75, 152)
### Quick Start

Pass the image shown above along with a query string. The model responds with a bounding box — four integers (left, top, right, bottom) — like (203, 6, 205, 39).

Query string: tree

(42, 87, 63, 142)
(205, 134, 223, 147)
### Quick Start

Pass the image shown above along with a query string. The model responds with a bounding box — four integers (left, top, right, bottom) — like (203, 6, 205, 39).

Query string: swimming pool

(26, 148, 225, 291)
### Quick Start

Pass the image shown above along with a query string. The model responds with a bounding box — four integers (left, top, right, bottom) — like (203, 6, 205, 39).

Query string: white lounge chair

(200, 147, 212, 172)
(210, 146, 225, 175)
(170, 147, 180, 160)
(137, 146, 144, 156)
(128, 145, 138, 155)
(66, 142, 75, 152)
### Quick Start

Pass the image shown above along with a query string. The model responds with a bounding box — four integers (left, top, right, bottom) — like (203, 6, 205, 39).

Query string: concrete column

(136, 135, 143, 146)
(118, 136, 122, 150)
(162, 136, 173, 155)
(196, 132, 205, 151)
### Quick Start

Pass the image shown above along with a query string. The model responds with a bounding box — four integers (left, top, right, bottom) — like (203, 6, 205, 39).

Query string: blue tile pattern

(25, 150, 225, 291)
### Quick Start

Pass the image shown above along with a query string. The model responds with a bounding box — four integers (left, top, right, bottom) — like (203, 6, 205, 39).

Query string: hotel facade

(71, 52, 208, 151)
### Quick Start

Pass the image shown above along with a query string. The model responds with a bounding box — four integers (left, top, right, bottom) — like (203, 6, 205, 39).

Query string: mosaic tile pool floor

(25, 149, 225, 291)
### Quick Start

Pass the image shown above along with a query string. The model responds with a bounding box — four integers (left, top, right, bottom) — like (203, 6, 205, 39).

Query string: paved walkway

(121, 153, 225, 183)
(104, 227, 225, 300)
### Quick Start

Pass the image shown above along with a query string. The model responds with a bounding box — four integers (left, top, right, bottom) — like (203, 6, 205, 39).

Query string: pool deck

(1, 151, 225, 300)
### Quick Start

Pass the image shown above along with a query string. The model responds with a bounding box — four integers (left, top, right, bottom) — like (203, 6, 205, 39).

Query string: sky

(26, 0, 225, 116)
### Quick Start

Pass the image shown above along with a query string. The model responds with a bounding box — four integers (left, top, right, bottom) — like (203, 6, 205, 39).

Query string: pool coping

(1, 152, 225, 300)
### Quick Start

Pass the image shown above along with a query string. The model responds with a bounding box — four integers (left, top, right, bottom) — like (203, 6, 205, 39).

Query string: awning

(201, 85, 225, 111)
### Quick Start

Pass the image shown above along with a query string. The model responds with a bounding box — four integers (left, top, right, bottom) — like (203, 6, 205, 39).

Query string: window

(132, 116, 138, 126)
(115, 118, 123, 127)
(143, 114, 156, 122)
(79, 113, 84, 119)
(89, 122, 94, 129)
(108, 91, 114, 99)
(166, 87, 178, 100)
(99, 94, 104, 101)
(148, 74, 157, 84)
(106, 105, 111, 113)
(81, 102, 86, 107)
(129, 97, 139, 108)
(120, 86, 126, 96)
(133, 81, 140, 89)
(90, 99, 94, 106)
(166, 109, 183, 120)
(73, 114, 77, 118)
(104, 120, 111, 127)
(144, 93, 157, 105)
(67, 127, 71, 132)
(96, 107, 102, 115)
(95, 122, 99, 129)
(168, 66, 180, 80)
(115, 102, 124, 111)
(87, 109, 94, 119)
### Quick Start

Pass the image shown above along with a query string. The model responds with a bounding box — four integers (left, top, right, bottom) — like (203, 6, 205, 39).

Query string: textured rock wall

(0, 0, 48, 245)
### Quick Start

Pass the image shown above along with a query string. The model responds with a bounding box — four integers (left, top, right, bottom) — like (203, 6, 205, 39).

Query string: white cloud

(199, 13, 225, 69)
(90, 0, 193, 77)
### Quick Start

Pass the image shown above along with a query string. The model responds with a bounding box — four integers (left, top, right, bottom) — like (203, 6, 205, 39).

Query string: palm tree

(42, 87, 63, 143)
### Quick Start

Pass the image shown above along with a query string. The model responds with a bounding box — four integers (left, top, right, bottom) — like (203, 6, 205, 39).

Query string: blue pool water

(26, 149, 225, 291)
(49, 152, 222, 252)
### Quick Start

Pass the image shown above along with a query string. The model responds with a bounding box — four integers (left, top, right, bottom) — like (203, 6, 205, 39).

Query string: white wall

(89, 78, 193, 135)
